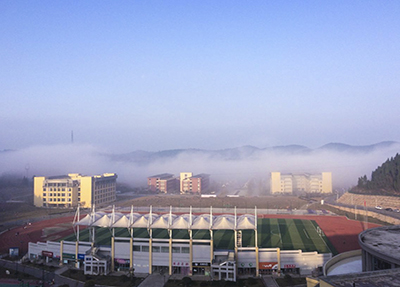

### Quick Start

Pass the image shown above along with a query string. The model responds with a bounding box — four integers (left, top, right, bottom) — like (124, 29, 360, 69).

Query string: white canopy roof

(74, 211, 256, 230)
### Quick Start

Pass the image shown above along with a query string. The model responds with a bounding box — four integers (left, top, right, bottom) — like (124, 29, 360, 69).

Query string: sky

(1, 1, 400, 153)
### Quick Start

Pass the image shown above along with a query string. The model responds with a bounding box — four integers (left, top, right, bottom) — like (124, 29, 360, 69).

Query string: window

(68, 198, 71, 202)
(43, 198, 46, 202)
(62, 193, 65, 197)
(43, 193, 46, 197)
(49, 198, 52, 202)
(181, 247, 190, 254)
(161, 246, 169, 253)
(62, 198, 65, 202)
(152, 246, 160, 253)
(133, 246, 141, 252)
(43, 188, 46, 191)
(68, 193, 71, 197)
(172, 247, 180, 253)
(142, 246, 149, 252)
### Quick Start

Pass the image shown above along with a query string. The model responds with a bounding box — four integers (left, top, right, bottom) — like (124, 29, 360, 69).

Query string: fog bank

(1, 143, 399, 191)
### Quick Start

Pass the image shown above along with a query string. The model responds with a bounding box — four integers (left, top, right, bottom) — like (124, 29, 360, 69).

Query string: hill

(352, 153, 400, 196)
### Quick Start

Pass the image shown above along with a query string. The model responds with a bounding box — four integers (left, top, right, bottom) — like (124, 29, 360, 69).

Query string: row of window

(43, 193, 74, 197)
(46, 183, 68, 187)
(44, 188, 73, 192)
(43, 198, 71, 202)
(132, 245, 190, 253)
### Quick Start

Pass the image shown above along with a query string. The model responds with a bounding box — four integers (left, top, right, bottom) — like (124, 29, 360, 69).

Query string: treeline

(355, 153, 400, 195)
(0, 174, 31, 189)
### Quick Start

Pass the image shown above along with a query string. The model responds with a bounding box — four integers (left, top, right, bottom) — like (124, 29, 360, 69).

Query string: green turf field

(61, 218, 335, 254)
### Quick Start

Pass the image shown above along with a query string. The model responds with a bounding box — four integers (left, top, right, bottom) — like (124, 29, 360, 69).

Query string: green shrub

(182, 277, 193, 287)
(284, 274, 292, 281)
(247, 277, 257, 285)
(84, 279, 95, 287)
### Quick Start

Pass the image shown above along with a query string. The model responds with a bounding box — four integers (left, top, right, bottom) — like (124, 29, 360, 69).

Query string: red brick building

(147, 173, 178, 193)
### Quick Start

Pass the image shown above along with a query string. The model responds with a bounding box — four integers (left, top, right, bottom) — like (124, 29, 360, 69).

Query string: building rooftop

(359, 225, 400, 264)
(148, 173, 174, 179)
(318, 268, 400, 287)
(192, 173, 210, 178)
(47, 175, 70, 179)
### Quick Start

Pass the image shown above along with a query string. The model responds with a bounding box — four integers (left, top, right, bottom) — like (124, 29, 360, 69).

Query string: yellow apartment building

(33, 173, 117, 208)
(270, 172, 332, 194)
(180, 172, 193, 193)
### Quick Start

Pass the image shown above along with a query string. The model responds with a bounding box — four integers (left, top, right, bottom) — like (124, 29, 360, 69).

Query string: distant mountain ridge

(107, 141, 400, 164)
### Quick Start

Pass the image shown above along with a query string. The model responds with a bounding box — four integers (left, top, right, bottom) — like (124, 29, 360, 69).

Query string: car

(394, 209, 400, 213)
(375, 206, 382, 210)
(385, 208, 393, 212)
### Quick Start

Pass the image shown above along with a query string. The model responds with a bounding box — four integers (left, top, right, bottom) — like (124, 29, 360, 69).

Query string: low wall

(323, 249, 361, 276)
(0, 259, 55, 282)
(326, 204, 400, 225)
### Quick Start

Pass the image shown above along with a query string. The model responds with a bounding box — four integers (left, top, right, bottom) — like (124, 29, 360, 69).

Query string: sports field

(62, 218, 336, 254)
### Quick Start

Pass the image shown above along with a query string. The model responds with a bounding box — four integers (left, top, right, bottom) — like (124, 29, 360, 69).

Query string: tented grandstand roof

(75, 211, 256, 230)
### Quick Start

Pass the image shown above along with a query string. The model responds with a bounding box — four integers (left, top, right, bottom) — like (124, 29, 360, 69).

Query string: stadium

(24, 205, 366, 281)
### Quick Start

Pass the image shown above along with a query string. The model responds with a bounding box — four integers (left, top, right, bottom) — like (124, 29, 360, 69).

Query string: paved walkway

(138, 273, 169, 287)
(262, 275, 279, 287)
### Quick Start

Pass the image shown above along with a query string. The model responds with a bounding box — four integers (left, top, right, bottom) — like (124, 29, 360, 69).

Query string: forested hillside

(354, 153, 400, 195)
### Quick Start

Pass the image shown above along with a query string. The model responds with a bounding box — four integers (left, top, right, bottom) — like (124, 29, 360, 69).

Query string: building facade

(33, 173, 117, 208)
(181, 173, 210, 194)
(147, 173, 178, 193)
(180, 172, 193, 193)
(270, 172, 332, 194)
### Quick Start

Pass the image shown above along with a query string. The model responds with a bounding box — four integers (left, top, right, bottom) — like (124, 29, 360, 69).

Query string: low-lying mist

(1, 143, 399, 192)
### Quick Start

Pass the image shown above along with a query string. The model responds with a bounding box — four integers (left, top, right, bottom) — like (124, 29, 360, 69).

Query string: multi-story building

(33, 173, 117, 208)
(180, 172, 193, 193)
(270, 172, 332, 194)
(147, 173, 178, 193)
(181, 173, 210, 194)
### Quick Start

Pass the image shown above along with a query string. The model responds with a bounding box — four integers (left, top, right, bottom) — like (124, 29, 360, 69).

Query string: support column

(210, 231, 214, 264)
(169, 235, 172, 275)
(255, 229, 259, 276)
(277, 248, 281, 275)
(111, 236, 115, 271)
(234, 230, 238, 277)
(60, 241, 63, 266)
(130, 237, 133, 269)
(149, 235, 153, 274)
(189, 230, 193, 276)
(234, 230, 238, 258)
(75, 241, 79, 268)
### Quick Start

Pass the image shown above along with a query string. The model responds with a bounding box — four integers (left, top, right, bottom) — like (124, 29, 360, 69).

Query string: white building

(270, 172, 332, 194)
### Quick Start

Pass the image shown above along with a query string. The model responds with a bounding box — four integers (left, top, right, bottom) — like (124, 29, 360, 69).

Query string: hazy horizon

(1, 141, 399, 191)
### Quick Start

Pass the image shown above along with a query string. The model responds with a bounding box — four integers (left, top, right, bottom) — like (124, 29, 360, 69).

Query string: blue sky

(1, 1, 399, 152)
